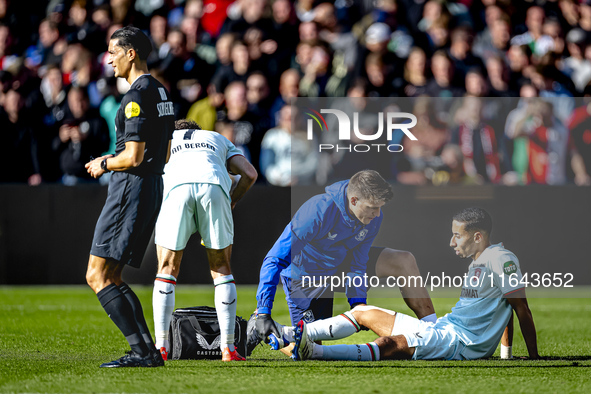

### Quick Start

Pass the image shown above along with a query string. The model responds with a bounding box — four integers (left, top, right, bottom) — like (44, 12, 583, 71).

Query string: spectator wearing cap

(354, 22, 402, 91)
(562, 28, 591, 92)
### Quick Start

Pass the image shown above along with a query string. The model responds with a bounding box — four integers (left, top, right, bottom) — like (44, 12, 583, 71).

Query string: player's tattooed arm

(506, 289, 539, 359)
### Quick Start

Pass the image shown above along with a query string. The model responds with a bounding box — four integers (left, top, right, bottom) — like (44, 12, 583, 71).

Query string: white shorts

(393, 312, 466, 361)
(155, 183, 233, 250)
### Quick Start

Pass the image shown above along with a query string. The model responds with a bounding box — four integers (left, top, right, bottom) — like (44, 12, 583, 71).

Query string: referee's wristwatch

(101, 158, 109, 172)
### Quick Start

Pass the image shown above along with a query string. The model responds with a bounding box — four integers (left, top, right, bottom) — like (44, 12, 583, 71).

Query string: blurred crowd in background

(2, 0, 591, 186)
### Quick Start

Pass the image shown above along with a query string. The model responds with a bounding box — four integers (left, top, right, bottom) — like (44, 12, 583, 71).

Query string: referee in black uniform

(85, 26, 174, 368)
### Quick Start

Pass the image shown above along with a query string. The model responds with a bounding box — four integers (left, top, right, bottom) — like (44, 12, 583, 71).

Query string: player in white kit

(151, 119, 257, 362)
(284, 207, 539, 361)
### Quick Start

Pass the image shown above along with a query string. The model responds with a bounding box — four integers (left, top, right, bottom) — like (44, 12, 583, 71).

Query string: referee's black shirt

(115, 74, 174, 176)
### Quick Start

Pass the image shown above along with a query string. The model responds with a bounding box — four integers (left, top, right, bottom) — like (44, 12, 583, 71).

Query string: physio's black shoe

(99, 351, 160, 368)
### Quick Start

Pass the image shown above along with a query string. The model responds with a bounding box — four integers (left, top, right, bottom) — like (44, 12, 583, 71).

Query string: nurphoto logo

(304, 107, 418, 153)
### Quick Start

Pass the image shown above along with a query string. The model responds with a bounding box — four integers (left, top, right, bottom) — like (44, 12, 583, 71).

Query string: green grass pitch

(1, 285, 590, 393)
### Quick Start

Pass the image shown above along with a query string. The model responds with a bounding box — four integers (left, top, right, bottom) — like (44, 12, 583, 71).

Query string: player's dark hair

(175, 119, 202, 130)
(110, 26, 152, 61)
(348, 170, 393, 203)
(453, 207, 492, 235)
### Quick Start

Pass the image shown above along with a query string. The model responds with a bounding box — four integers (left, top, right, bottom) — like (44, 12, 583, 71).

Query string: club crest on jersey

(125, 101, 140, 118)
(355, 229, 369, 241)
(474, 268, 482, 278)
(303, 310, 315, 323)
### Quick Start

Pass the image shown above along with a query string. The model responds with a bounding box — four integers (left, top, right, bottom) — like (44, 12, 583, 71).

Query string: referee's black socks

(119, 282, 156, 350)
(97, 284, 151, 357)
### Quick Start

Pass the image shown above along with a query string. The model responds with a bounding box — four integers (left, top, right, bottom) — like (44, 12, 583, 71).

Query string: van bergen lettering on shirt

(157, 101, 174, 117)
(171, 142, 217, 155)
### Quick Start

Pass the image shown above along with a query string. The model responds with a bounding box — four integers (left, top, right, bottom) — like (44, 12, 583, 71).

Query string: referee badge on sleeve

(125, 102, 141, 118)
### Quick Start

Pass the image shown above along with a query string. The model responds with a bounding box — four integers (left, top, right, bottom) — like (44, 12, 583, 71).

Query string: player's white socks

(153, 274, 177, 351)
(214, 275, 237, 352)
(313, 342, 380, 361)
(420, 313, 437, 324)
(307, 311, 360, 341)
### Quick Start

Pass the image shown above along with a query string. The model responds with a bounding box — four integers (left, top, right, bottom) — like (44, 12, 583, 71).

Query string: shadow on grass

(168, 356, 591, 369)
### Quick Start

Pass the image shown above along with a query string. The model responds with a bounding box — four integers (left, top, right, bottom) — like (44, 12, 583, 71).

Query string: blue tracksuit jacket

(256, 180, 383, 314)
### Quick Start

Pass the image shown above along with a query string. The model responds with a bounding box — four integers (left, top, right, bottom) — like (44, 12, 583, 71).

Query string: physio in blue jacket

(254, 170, 436, 343)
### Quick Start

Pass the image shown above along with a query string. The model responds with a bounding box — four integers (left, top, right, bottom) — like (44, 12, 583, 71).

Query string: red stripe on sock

(340, 313, 360, 332)
(366, 343, 376, 361)
(214, 280, 235, 286)
(156, 278, 176, 285)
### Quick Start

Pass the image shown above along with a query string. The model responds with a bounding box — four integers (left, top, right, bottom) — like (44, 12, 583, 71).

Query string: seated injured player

(271, 208, 539, 361)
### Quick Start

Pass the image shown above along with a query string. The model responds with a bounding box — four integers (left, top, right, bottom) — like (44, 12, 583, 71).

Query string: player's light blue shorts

(393, 312, 466, 360)
(155, 183, 233, 250)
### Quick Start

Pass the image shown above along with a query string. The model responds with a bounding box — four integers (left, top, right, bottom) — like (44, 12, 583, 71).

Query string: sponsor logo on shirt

(503, 261, 517, 275)
(327, 232, 337, 240)
(125, 101, 141, 118)
(460, 288, 479, 298)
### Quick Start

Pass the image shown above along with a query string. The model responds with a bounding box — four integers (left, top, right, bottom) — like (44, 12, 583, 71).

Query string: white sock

(307, 311, 360, 341)
(315, 342, 380, 361)
(153, 274, 176, 351)
(282, 325, 295, 343)
(214, 275, 237, 352)
(420, 313, 437, 324)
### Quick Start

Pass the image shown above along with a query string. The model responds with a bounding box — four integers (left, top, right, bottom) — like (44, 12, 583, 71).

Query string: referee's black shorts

(90, 172, 163, 268)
